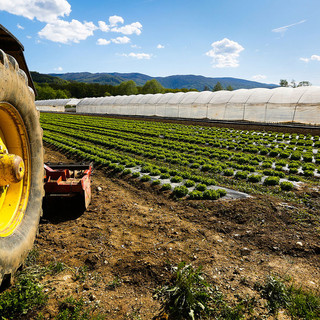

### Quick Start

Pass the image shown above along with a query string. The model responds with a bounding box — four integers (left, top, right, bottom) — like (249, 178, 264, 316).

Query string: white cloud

(17, 23, 24, 29)
(157, 44, 164, 49)
(97, 38, 111, 45)
(0, 0, 71, 23)
(252, 74, 267, 81)
(131, 44, 141, 48)
(98, 21, 110, 32)
(54, 66, 63, 71)
(111, 36, 130, 44)
(311, 55, 320, 61)
(300, 55, 320, 63)
(300, 57, 310, 63)
(26, 35, 32, 39)
(99, 17, 142, 36)
(38, 19, 97, 44)
(206, 38, 244, 68)
(111, 22, 142, 35)
(122, 52, 152, 59)
(109, 15, 124, 26)
(272, 20, 306, 33)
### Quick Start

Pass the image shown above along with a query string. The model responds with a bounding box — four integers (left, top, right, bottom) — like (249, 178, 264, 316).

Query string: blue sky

(0, 0, 320, 85)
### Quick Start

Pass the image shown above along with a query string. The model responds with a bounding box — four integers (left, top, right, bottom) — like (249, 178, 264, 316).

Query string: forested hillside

(49, 72, 277, 91)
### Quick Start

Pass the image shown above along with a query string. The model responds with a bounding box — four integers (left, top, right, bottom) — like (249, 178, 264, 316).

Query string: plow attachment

(44, 163, 92, 209)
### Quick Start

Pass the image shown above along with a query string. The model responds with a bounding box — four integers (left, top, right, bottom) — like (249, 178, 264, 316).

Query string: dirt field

(32, 145, 320, 319)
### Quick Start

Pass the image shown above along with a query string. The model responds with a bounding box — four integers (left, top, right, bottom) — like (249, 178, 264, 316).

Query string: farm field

(40, 112, 320, 202)
(2, 113, 319, 319)
(30, 145, 320, 319)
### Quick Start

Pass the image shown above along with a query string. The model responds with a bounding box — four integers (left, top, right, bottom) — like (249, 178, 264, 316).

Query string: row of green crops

(40, 113, 320, 199)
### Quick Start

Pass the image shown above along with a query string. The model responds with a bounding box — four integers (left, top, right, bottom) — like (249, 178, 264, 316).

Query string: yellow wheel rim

(0, 102, 30, 237)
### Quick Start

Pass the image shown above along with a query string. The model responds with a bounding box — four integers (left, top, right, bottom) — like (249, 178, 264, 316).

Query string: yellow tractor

(0, 25, 43, 287)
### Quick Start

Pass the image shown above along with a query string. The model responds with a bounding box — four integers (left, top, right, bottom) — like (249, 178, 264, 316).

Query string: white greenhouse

(35, 98, 81, 112)
(37, 87, 320, 125)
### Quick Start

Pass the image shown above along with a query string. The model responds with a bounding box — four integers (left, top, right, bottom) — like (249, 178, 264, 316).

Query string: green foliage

(184, 180, 196, 187)
(150, 169, 162, 176)
(123, 168, 132, 175)
(48, 261, 66, 274)
(286, 285, 320, 319)
(35, 83, 71, 100)
(235, 171, 248, 180)
(117, 80, 138, 95)
(247, 174, 262, 183)
(114, 164, 125, 173)
(41, 113, 318, 206)
(201, 164, 212, 172)
(259, 275, 320, 318)
(190, 162, 200, 169)
(173, 186, 189, 198)
(132, 171, 140, 178)
(72, 266, 88, 282)
(291, 151, 301, 160)
(288, 175, 300, 182)
(260, 276, 289, 314)
(154, 262, 215, 320)
(223, 169, 234, 176)
(188, 190, 203, 200)
(217, 188, 227, 197)
(280, 181, 294, 191)
(264, 176, 280, 186)
(160, 172, 171, 179)
(141, 165, 152, 173)
(56, 296, 104, 320)
(170, 175, 183, 183)
(152, 179, 161, 186)
(141, 175, 151, 182)
(0, 273, 47, 319)
(161, 183, 172, 191)
(203, 189, 220, 200)
(212, 81, 223, 91)
(141, 79, 165, 94)
(195, 183, 206, 191)
(279, 79, 289, 87)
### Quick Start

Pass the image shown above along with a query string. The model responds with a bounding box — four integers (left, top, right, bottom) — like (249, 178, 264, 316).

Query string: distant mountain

(47, 72, 278, 91)
(31, 71, 68, 84)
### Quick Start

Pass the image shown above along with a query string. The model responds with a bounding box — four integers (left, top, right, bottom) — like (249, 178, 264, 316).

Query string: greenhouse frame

(35, 87, 320, 125)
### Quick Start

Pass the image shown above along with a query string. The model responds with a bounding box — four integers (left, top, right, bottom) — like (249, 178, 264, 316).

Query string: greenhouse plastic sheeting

(42, 87, 320, 125)
(294, 105, 320, 124)
(36, 105, 65, 112)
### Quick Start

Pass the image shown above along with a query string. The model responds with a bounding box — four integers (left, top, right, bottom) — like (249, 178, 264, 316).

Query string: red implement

(44, 163, 92, 209)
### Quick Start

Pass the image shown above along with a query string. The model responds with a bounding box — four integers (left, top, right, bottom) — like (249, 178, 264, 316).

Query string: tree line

(35, 78, 234, 100)
(279, 79, 312, 87)
(35, 79, 199, 100)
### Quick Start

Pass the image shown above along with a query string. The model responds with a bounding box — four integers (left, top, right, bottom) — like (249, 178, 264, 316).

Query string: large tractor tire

(0, 50, 43, 286)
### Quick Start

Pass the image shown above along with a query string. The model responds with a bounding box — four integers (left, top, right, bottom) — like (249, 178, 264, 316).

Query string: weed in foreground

(48, 261, 67, 274)
(0, 273, 47, 319)
(286, 285, 320, 319)
(153, 262, 251, 320)
(55, 296, 104, 320)
(258, 275, 320, 319)
(259, 275, 289, 314)
(72, 265, 88, 282)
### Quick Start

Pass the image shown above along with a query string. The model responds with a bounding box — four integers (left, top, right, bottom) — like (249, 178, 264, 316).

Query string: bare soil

(32, 145, 320, 319)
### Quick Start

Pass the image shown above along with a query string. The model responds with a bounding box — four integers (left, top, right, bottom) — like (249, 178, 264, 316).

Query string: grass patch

(258, 275, 320, 318)
(154, 262, 254, 320)
(0, 272, 47, 319)
(56, 296, 104, 320)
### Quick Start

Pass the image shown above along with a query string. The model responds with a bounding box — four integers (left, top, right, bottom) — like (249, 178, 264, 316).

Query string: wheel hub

(0, 153, 25, 186)
(0, 103, 30, 237)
